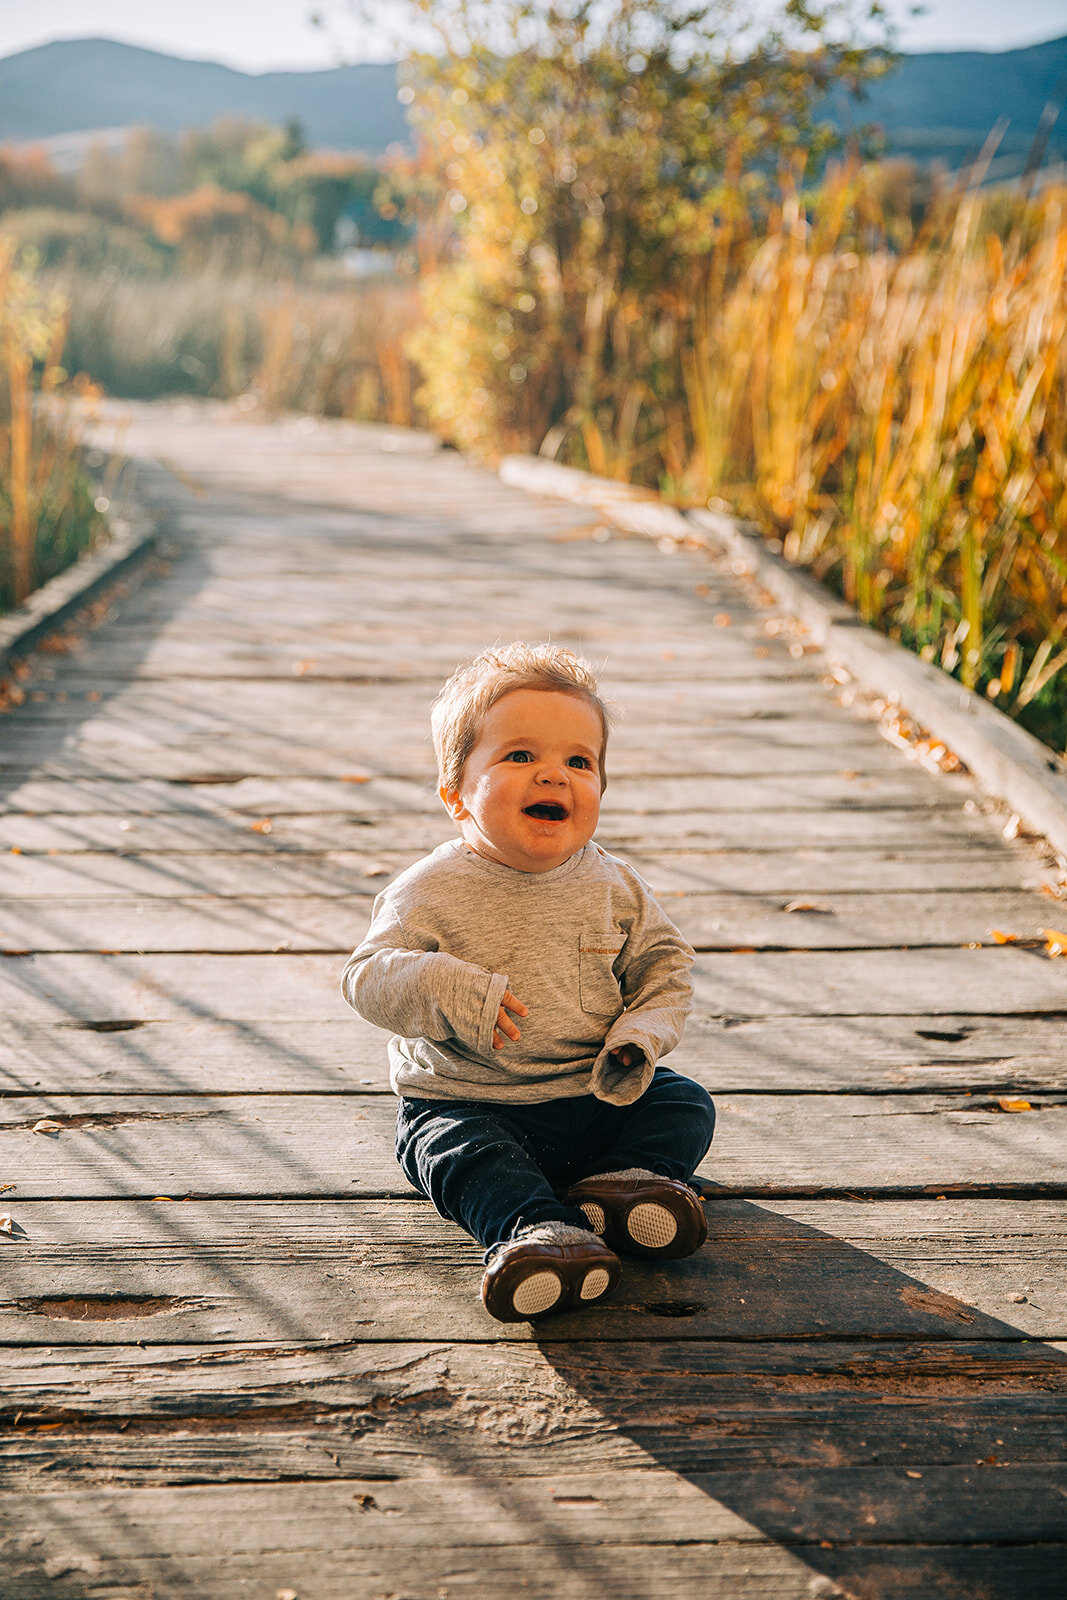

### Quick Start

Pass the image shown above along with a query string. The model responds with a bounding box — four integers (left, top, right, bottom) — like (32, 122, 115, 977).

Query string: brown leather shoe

(481, 1225, 621, 1323)
(563, 1169, 708, 1259)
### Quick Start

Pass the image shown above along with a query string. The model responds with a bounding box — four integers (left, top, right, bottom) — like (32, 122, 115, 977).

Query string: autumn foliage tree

(402, 0, 893, 467)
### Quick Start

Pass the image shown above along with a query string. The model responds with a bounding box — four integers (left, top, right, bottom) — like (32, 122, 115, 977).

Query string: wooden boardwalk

(1, 399, 1065, 1598)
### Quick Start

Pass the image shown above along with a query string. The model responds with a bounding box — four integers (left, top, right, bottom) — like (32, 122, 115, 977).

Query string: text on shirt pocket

(579, 932, 625, 1015)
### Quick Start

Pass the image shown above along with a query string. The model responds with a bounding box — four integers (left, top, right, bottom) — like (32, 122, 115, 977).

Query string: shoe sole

(485, 1256, 621, 1323)
(575, 1188, 706, 1260)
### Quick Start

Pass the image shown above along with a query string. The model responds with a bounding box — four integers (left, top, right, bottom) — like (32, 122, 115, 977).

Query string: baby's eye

(504, 750, 532, 763)
(567, 755, 592, 769)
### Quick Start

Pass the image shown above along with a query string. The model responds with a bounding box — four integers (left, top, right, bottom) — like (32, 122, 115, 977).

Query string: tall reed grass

(0, 239, 104, 614)
(679, 172, 1067, 750)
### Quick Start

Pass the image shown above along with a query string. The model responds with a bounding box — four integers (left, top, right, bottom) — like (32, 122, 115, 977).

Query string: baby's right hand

(493, 989, 528, 1049)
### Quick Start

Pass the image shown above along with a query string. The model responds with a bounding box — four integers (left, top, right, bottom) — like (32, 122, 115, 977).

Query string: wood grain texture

(2, 946, 1067, 1024)
(0, 1198, 1062, 1344)
(1, 1092, 1064, 1199)
(1, 1338, 1064, 1486)
(0, 889, 1055, 954)
(2, 1012, 1065, 1094)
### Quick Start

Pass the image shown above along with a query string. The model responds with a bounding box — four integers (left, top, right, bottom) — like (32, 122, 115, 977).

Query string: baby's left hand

(609, 1044, 643, 1069)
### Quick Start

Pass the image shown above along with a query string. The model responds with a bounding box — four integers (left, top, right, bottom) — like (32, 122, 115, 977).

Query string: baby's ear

(439, 784, 468, 822)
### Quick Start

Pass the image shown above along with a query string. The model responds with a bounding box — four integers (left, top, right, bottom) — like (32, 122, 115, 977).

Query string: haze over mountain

(1, 34, 1064, 172)
(0, 38, 408, 154)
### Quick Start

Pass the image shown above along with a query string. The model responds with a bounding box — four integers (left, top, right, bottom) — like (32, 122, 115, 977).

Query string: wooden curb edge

(499, 453, 1067, 863)
(0, 460, 163, 679)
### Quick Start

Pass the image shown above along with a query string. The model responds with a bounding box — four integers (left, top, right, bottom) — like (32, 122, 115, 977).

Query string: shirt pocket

(579, 932, 625, 1016)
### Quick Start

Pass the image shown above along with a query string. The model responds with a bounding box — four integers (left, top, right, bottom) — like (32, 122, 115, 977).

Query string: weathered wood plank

(1, 1534, 1062, 1600)
(30, 634, 820, 680)
(1, 1093, 1063, 1199)
(0, 890, 1054, 955)
(0, 722, 937, 778)
(1, 675, 857, 722)
(0, 770, 968, 817)
(4, 1465, 1065, 1554)
(2, 1013, 1065, 1094)
(1, 1338, 1063, 1487)
(1, 847, 1053, 900)
(0, 807, 1017, 854)
(3, 1534, 1059, 1600)
(2, 948, 1064, 1024)
(0, 1198, 1061, 1344)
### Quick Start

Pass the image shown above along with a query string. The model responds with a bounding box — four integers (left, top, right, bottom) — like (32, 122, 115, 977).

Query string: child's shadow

(530, 1198, 1066, 1600)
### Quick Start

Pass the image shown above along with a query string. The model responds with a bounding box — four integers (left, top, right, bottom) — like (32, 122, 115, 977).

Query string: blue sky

(0, 0, 1063, 71)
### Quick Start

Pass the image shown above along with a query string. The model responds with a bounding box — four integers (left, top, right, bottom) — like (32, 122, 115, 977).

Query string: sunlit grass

(0, 239, 104, 615)
(49, 265, 421, 426)
(679, 172, 1067, 752)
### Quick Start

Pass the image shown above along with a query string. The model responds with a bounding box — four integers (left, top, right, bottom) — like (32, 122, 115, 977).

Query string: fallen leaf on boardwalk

(997, 1097, 1032, 1113)
(0, 1214, 14, 1233)
(549, 522, 602, 542)
(0, 1183, 15, 1194)
(363, 862, 390, 877)
(32, 1119, 62, 1135)
(713, 613, 731, 627)
(782, 900, 832, 914)
(989, 929, 1019, 944)
(9, 847, 21, 854)
(905, 1471, 923, 1480)
(1042, 927, 1067, 956)
(250, 818, 273, 834)
(152, 1196, 176, 1201)
(292, 660, 316, 675)
(340, 774, 372, 784)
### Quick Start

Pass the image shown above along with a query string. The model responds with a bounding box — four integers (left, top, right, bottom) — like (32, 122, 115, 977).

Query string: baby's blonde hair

(431, 642, 612, 795)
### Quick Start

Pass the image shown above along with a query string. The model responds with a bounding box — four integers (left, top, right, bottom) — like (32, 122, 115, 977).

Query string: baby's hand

(493, 989, 528, 1050)
(609, 1044, 644, 1070)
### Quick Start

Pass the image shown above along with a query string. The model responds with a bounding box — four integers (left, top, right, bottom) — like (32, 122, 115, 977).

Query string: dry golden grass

(50, 265, 421, 425)
(0, 238, 103, 613)
(679, 172, 1067, 746)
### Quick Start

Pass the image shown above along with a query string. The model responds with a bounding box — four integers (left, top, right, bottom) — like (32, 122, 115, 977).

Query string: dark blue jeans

(395, 1065, 715, 1256)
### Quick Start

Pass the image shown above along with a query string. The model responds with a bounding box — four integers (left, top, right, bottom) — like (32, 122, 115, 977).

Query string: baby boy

(341, 642, 715, 1322)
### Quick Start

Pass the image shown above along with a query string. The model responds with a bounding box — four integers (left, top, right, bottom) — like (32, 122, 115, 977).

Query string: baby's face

(441, 688, 604, 873)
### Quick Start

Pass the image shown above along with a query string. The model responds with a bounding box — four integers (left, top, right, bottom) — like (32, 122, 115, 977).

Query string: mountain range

(2, 35, 1065, 173)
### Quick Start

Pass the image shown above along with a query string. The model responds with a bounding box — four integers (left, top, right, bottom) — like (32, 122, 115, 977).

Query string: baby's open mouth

(523, 803, 568, 821)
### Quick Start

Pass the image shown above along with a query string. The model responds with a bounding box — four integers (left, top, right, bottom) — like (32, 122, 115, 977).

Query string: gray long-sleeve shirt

(341, 839, 693, 1106)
